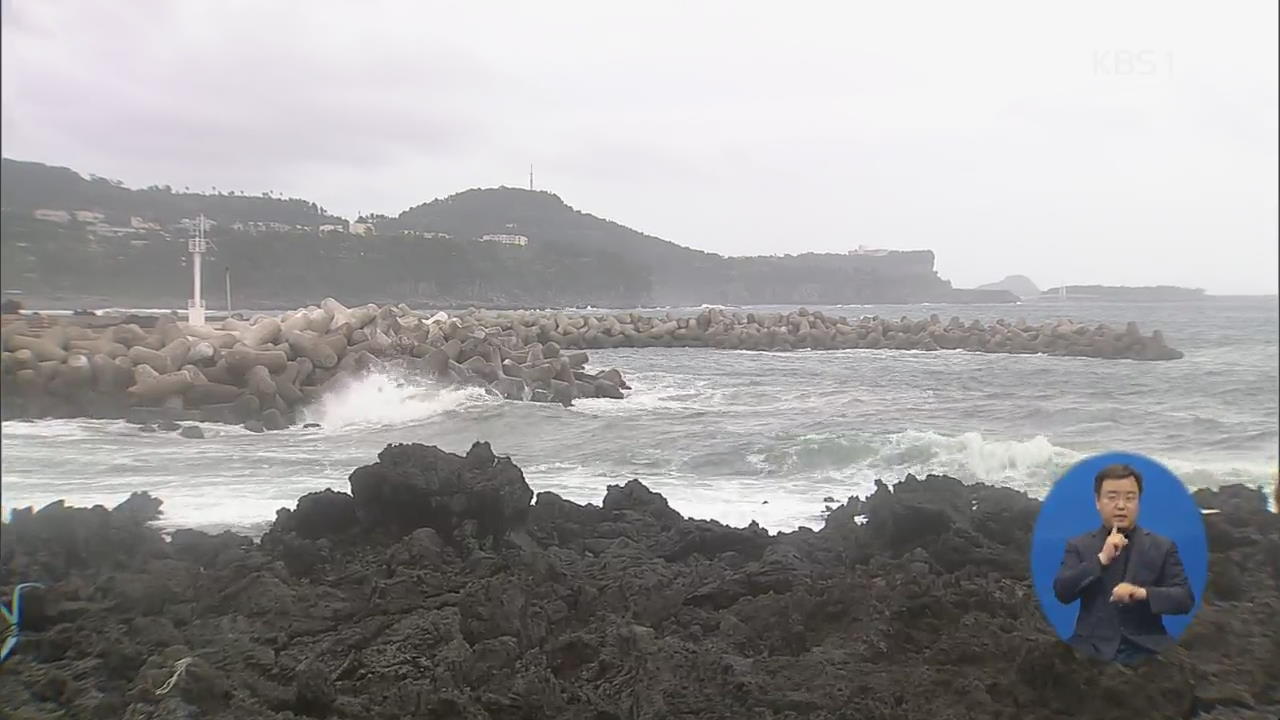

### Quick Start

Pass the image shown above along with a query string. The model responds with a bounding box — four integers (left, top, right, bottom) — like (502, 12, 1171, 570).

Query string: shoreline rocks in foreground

(1, 300, 1184, 430)
(1, 442, 1275, 719)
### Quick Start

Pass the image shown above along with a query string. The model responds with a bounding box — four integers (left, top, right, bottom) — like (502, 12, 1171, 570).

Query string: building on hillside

(350, 221, 373, 236)
(319, 223, 347, 234)
(74, 210, 105, 223)
(847, 244, 890, 256)
(33, 209, 71, 223)
(397, 229, 449, 239)
(131, 216, 163, 231)
(89, 224, 140, 238)
(479, 233, 529, 246)
(177, 217, 217, 232)
(231, 221, 294, 234)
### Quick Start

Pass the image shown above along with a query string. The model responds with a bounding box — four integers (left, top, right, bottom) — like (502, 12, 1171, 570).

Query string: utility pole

(225, 266, 232, 315)
(529, 164, 534, 191)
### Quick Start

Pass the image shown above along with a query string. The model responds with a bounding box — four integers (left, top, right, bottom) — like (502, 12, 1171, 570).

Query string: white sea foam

(2, 417, 1272, 533)
(3, 297, 1275, 532)
(300, 371, 492, 430)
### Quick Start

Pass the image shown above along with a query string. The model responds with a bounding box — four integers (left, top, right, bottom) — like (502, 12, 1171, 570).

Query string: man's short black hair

(1094, 464, 1144, 497)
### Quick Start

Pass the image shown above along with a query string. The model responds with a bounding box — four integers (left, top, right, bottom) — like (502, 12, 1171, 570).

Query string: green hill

(1, 158, 342, 227)
(384, 186, 994, 305)
(0, 159, 1014, 309)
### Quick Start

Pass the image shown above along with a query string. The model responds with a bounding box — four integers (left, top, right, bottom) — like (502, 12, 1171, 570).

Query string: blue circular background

(1030, 451, 1209, 641)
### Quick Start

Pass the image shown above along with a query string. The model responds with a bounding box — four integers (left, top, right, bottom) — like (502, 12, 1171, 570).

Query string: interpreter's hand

(1097, 525, 1128, 566)
(1110, 582, 1148, 604)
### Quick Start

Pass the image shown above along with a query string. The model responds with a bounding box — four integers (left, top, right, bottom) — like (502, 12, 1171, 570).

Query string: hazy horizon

(3, 1, 1277, 294)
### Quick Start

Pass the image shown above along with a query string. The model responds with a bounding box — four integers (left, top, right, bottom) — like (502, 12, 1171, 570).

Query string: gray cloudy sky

(3, 1, 1277, 293)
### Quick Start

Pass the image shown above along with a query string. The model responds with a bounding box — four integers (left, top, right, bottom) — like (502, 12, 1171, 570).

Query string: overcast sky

(3, 1, 1276, 293)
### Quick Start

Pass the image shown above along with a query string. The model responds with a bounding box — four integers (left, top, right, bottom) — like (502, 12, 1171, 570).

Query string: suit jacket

(1052, 525, 1195, 661)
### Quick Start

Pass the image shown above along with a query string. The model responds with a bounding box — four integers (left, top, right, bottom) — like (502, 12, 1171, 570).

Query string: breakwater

(0, 300, 1184, 430)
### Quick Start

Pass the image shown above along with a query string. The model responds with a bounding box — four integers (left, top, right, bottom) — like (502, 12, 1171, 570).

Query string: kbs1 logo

(1093, 50, 1174, 77)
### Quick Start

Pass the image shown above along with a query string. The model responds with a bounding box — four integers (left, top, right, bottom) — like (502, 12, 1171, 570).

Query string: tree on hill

(1, 158, 342, 227)
(0, 158, 1003, 307)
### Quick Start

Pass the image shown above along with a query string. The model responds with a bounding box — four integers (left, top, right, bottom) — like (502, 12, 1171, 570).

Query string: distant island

(1, 158, 1018, 308)
(1039, 285, 1207, 301)
(975, 275, 1041, 299)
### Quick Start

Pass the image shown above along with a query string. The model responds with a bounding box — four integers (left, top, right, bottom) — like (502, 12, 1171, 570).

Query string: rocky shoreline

(1, 442, 1275, 719)
(2, 300, 1183, 429)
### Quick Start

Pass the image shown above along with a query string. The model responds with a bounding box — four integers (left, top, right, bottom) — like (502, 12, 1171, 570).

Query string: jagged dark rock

(344, 441, 534, 547)
(1, 443, 1276, 719)
(272, 489, 360, 541)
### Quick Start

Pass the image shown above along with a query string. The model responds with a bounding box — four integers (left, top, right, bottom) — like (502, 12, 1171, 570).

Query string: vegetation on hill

(1, 159, 1012, 308)
(1, 158, 342, 226)
(384, 187, 973, 305)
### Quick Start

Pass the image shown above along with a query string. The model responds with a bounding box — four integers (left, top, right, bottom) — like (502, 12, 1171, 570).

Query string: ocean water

(2, 297, 1276, 535)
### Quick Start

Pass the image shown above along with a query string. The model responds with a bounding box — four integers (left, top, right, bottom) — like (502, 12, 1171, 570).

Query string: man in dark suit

(1052, 463, 1195, 665)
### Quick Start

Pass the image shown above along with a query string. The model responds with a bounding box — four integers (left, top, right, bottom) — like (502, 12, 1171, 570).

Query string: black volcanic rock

(1194, 484, 1272, 518)
(1, 443, 1277, 719)
(274, 489, 359, 541)
(346, 440, 534, 547)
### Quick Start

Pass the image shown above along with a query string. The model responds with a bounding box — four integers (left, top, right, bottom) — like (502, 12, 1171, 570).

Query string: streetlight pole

(187, 214, 208, 325)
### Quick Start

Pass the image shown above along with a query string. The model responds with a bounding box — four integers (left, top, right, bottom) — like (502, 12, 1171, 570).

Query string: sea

(2, 296, 1277, 536)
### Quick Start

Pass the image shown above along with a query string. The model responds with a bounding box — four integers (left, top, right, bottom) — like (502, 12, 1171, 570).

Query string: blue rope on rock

(1, 583, 44, 664)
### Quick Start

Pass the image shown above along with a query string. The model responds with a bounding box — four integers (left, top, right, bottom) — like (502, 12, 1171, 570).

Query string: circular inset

(1030, 452, 1208, 665)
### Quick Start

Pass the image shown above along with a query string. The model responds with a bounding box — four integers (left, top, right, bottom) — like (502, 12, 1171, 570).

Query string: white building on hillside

(33, 209, 71, 223)
(847, 244, 890, 256)
(479, 233, 529, 246)
(350, 221, 373, 236)
(232, 221, 293, 234)
(89, 224, 140, 238)
(179, 217, 216, 229)
(74, 210, 105, 223)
